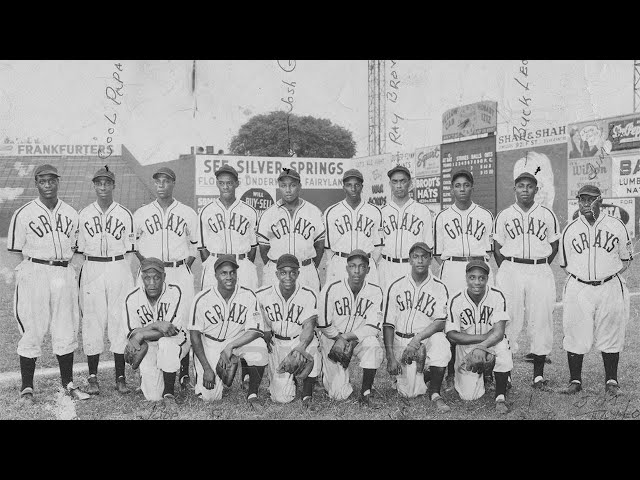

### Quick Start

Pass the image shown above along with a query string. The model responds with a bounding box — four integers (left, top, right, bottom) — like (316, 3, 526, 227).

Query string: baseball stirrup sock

(162, 372, 176, 397)
(533, 355, 546, 379)
(567, 352, 584, 383)
(302, 376, 316, 398)
(114, 354, 125, 380)
(447, 344, 456, 378)
(361, 368, 376, 394)
(495, 371, 509, 397)
(428, 367, 446, 398)
(19, 356, 37, 391)
(602, 352, 619, 383)
(87, 354, 99, 376)
(57, 353, 74, 387)
(247, 365, 266, 396)
(180, 355, 190, 377)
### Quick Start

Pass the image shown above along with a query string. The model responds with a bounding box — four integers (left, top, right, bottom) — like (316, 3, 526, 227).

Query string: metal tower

(635, 60, 640, 113)
(368, 60, 386, 155)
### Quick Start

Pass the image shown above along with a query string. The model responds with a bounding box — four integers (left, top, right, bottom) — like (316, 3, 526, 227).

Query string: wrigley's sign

(0, 144, 121, 156)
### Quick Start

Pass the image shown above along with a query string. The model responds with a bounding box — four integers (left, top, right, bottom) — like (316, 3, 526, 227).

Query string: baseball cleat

(66, 383, 91, 401)
(432, 394, 451, 413)
(163, 393, 178, 409)
(495, 399, 509, 415)
(561, 381, 582, 395)
(605, 381, 622, 397)
(19, 387, 34, 405)
(86, 375, 100, 395)
(358, 391, 378, 408)
(532, 377, 551, 391)
(248, 393, 266, 413)
(444, 375, 455, 393)
(115, 376, 131, 394)
(301, 395, 318, 412)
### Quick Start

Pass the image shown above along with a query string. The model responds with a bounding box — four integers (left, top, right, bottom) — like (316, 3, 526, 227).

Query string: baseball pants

(392, 331, 451, 398)
(139, 330, 190, 401)
(13, 260, 79, 358)
(496, 261, 555, 356)
(193, 333, 268, 402)
(268, 336, 322, 403)
(378, 258, 411, 294)
(438, 258, 494, 297)
(80, 258, 134, 356)
(262, 260, 320, 293)
(320, 334, 384, 401)
(454, 338, 513, 401)
(201, 255, 259, 290)
(325, 254, 380, 286)
(562, 274, 629, 354)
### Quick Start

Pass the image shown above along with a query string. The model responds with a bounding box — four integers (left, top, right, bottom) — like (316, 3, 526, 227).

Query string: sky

(0, 60, 635, 164)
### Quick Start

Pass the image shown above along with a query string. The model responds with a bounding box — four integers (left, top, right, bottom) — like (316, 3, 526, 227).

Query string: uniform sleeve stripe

(384, 277, 404, 322)
(323, 203, 342, 250)
(300, 287, 317, 304)
(432, 277, 449, 298)
(323, 281, 342, 327)
(255, 286, 272, 294)
(125, 287, 141, 333)
(9, 202, 31, 251)
(449, 292, 462, 323)
(490, 288, 507, 310)
(191, 289, 210, 327)
(239, 286, 257, 298)
(168, 284, 182, 323)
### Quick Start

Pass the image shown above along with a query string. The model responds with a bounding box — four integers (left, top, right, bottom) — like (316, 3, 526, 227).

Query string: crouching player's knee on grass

(445, 260, 513, 414)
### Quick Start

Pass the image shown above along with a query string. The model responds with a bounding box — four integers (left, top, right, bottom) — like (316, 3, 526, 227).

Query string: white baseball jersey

(383, 274, 449, 334)
(256, 284, 318, 338)
(493, 202, 560, 258)
(445, 287, 509, 336)
(189, 285, 263, 339)
(133, 200, 198, 261)
(560, 214, 632, 281)
(7, 198, 78, 260)
(124, 282, 187, 334)
(197, 198, 258, 254)
(257, 199, 325, 262)
(381, 199, 433, 259)
(323, 200, 383, 254)
(77, 201, 135, 256)
(318, 278, 383, 339)
(434, 203, 493, 258)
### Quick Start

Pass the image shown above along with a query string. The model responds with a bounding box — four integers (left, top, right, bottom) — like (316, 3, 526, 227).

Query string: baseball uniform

(493, 202, 560, 355)
(198, 198, 259, 290)
(256, 284, 320, 403)
(8, 198, 80, 359)
(323, 200, 383, 285)
(318, 278, 384, 400)
(434, 202, 494, 294)
(560, 214, 632, 354)
(379, 199, 434, 293)
(383, 273, 451, 398)
(257, 198, 325, 292)
(445, 287, 513, 400)
(77, 201, 135, 357)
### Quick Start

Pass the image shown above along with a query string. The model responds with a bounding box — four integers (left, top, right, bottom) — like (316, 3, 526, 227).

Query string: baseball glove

(462, 346, 496, 374)
(216, 350, 239, 387)
(401, 342, 427, 372)
(328, 336, 356, 369)
(124, 340, 148, 370)
(277, 345, 314, 380)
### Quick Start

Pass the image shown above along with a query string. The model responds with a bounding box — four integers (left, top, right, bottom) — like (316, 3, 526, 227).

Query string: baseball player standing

(318, 249, 384, 405)
(383, 242, 451, 412)
(257, 168, 325, 292)
(493, 171, 560, 389)
(323, 169, 383, 285)
(256, 254, 321, 408)
(189, 255, 268, 403)
(445, 260, 513, 414)
(7, 164, 90, 403)
(76, 166, 136, 395)
(559, 185, 632, 396)
(133, 166, 198, 391)
(379, 165, 434, 294)
(197, 164, 259, 290)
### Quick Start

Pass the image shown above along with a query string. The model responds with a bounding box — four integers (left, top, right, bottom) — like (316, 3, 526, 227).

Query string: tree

(229, 111, 356, 158)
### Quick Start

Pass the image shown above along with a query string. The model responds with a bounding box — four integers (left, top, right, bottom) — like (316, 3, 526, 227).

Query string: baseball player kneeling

(318, 249, 384, 406)
(383, 242, 451, 412)
(189, 255, 268, 404)
(256, 254, 321, 408)
(445, 260, 513, 414)
(123, 258, 190, 407)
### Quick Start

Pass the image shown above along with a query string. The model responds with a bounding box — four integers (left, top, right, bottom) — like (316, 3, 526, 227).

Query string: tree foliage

(229, 111, 356, 158)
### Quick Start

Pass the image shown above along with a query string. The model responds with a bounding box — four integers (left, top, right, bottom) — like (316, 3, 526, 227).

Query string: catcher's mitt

(328, 336, 356, 369)
(401, 342, 427, 372)
(124, 341, 148, 370)
(277, 346, 314, 380)
(216, 351, 239, 387)
(462, 346, 496, 374)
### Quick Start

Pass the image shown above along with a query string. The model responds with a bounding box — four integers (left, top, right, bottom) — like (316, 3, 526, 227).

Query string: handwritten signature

(98, 62, 124, 160)
(387, 61, 403, 147)
(512, 60, 532, 144)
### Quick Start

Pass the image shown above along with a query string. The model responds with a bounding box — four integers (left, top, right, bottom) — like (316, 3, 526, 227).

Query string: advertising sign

(608, 115, 640, 151)
(442, 101, 497, 141)
(612, 154, 640, 197)
(0, 143, 121, 157)
(351, 154, 392, 207)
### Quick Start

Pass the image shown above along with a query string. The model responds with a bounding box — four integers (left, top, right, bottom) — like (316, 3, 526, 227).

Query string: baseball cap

(278, 167, 301, 182)
(153, 167, 176, 181)
(215, 164, 238, 180)
(451, 169, 474, 184)
(409, 242, 432, 256)
(466, 259, 490, 275)
(34, 164, 59, 179)
(514, 171, 537, 185)
(214, 254, 239, 272)
(346, 249, 369, 264)
(276, 254, 300, 270)
(92, 165, 115, 182)
(387, 164, 411, 179)
(140, 257, 165, 274)
(576, 185, 602, 198)
(343, 169, 364, 182)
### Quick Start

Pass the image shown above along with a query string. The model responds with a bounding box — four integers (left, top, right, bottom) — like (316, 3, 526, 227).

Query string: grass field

(2, 240, 640, 420)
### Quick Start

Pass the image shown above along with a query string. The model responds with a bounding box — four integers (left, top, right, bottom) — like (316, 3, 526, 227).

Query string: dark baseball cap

(153, 167, 176, 181)
(92, 165, 115, 182)
(576, 185, 602, 198)
(466, 259, 490, 275)
(276, 254, 300, 270)
(451, 169, 474, 184)
(409, 242, 432, 255)
(343, 169, 364, 182)
(347, 249, 369, 264)
(387, 164, 411, 179)
(215, 164, 238, 180)
(140, 257, 165, 274)
(214, 254, 239, 272)
(514, 171, 537, 185)
(278, 167, 301, 182)
(34, 164, 59, 178)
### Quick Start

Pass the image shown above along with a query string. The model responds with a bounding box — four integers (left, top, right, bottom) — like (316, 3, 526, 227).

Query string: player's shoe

(302, 395, 318, 412)
(561, 381, 582, 395)
(179, 375, 192, 392)
(495, 397, 509, 415)
(86, 375, 100, 395)
(248, 393, 266, 413)
(532, 376, 551, 391)
(19, 387, 34, 405)
(431, 394, 451, 413)
(163, 393, 178, 410)
(66, 382, 91, 401)
(605, 380, 622, 397)
(444, 375, 455, 393)
(115, 376, 131, 394)
(358, 389, 378, 408)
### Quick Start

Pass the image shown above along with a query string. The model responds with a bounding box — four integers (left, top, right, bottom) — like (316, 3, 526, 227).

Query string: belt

(506, 257, 548, 265)
(86, 255, 125, 262)
(335, 251, 370, 258)
(211, 253, 247, 261)
(570, 274, 615, 286)
(203, 333, 225, 342)
(448, 256, 485, 262)
(29, 257, 69, 267)
(164, 259, 186, 267)
(395, 331, 415, 339)
(274, 333, 299, 341)
(383, 254, 410, 264)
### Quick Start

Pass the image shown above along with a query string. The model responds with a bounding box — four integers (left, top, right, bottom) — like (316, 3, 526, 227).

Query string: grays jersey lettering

(395, 290, 437, 316)
(263, 302, 305, 325)
(207, 212, 251, 235)
(28, 213, 74, 238)
(270, 216, 315, 240)
(83, 214, 126, 240)
(444, 217, 487, 241)
(383, 212, 424, 236)
(135, 302, 172, 326)
(334, 213, 376, 238)
(570, 228, 619, 254)
(334, 296, 375, 317)
(144, 212, 188, 237)
(459, 305, 495, 328)
(504, 217, 547, 241)
(204, 302, 249, 326)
